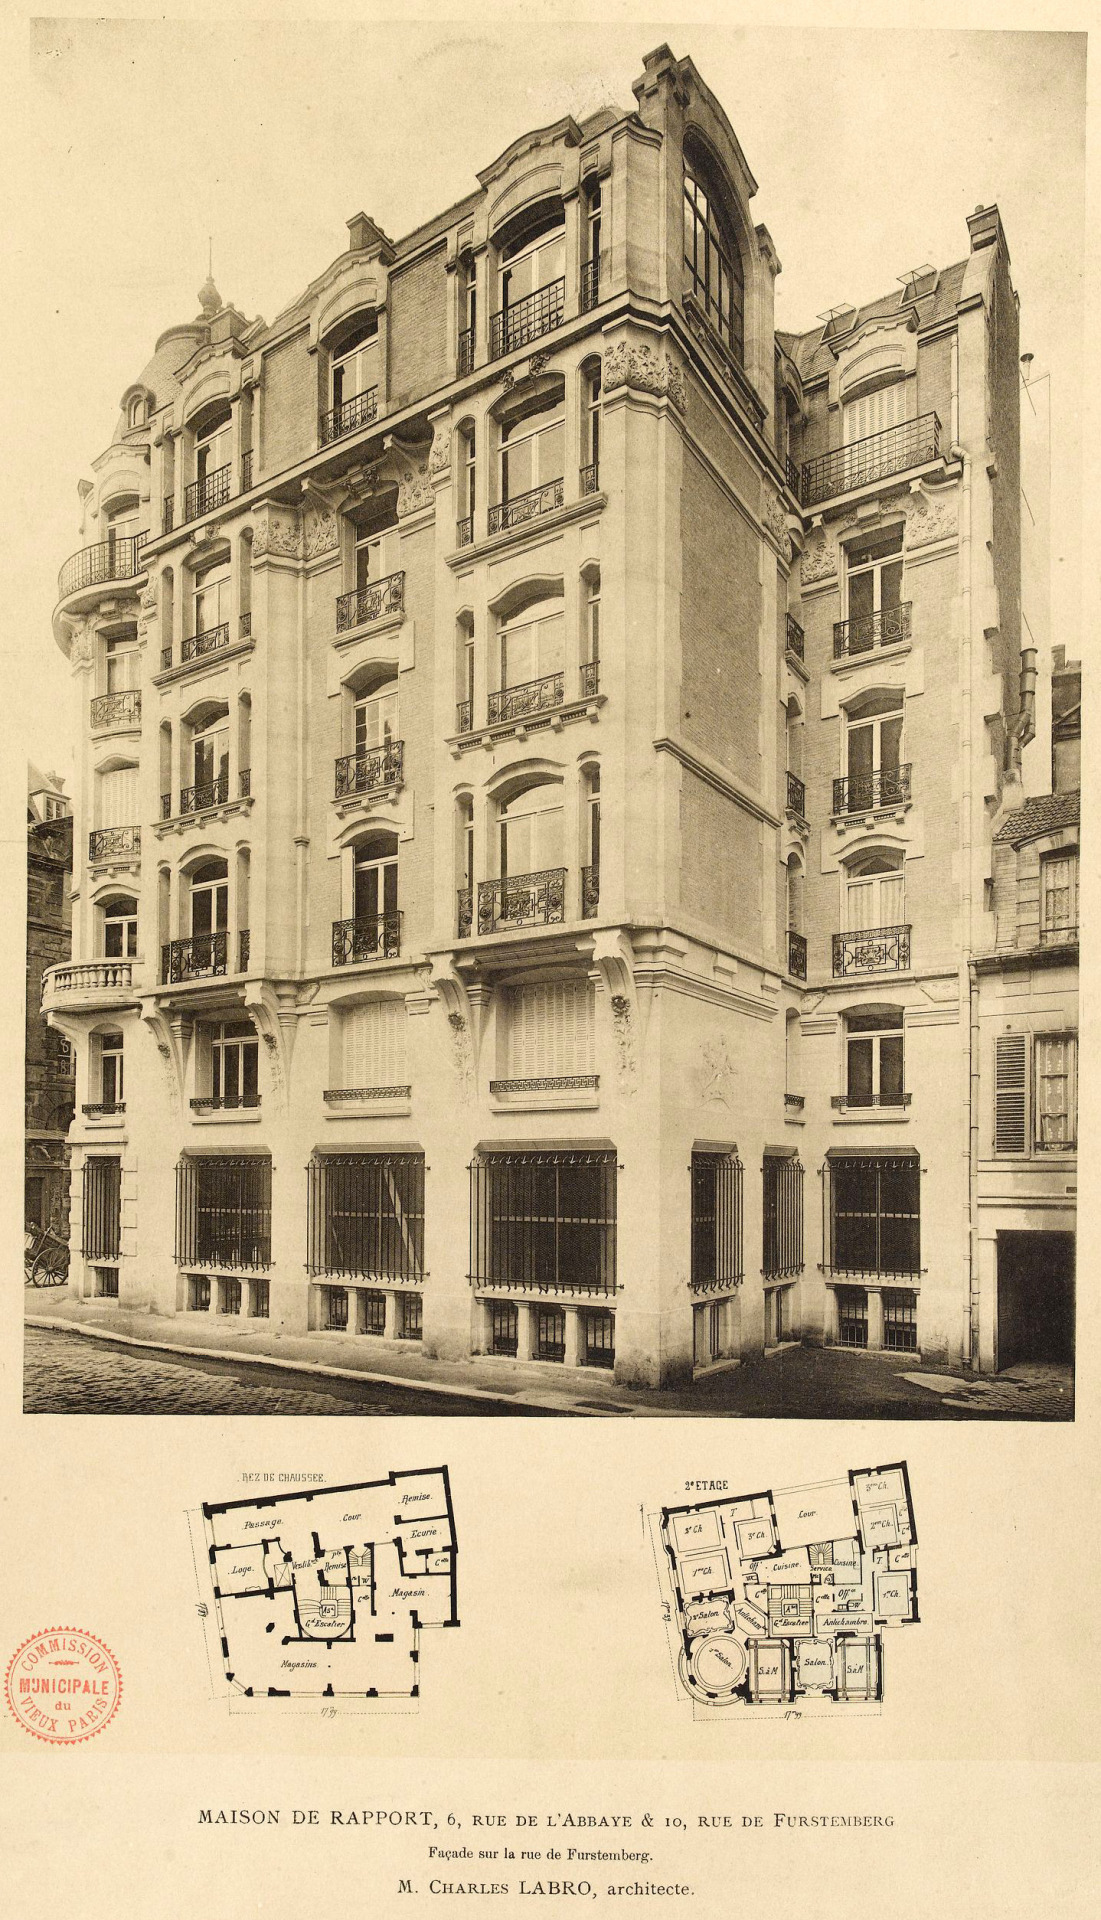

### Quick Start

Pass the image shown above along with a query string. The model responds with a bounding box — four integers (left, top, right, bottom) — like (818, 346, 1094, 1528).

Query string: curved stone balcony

(41, 958, 141, 1014)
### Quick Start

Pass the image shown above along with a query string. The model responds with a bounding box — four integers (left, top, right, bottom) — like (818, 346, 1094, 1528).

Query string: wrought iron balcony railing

(456, 698, 473, 734)
(332, 912, 402, 966)
(185, 464, 232, 522)
(786, 771, 806, 816)
(323, 1084, 412, 1102)
(488, 670, 564, 724)
(580, 461, 600, 496)
(580, 259, 600, 313)
(784, 1091, 805, 1111)
(182, 621, 230, 664)
(334, 740, 404, 797)
(456, 515, 473, 548)
(238, 767, 251, 798)
(190, 1094, 261, 1112)
(490, 278, 565, 358)
(335, 571, 405, 632)
(1039, 921, 1078, 948)
(89, 826, 140, 863)
(784, 453, 801, 501)
(580, 659, 600, 698)
(90, 689, 141, 730)
(490, 1075, 598, 1096)
(831, 1091, 913, 1110)
(161, 644, 173, 669)
(239, 929, 251, 972)
(785, 613, 805, 660)
(488, 478, 564, 536)
(457, 326, 475, 376)
(161, 792, 172, 818)
(241, 450, 253, 492)
(833, 764, 912, 814)
(457, 887, 473, 938)
(239, 611, 252, 639)
(832, 924, 912, 976)
(59, 534, 147, 600)
(180, 773, 229, 815)
(44, 959, 135, 997)
(801, 411, 941, 508)
(581, 865, 599, 919)
(478, 867, 566, 934)
(788, 930, 808, 979)
(319, 387, 378, 445)
(162, 495, 174, 535)
(82, 1102, 125, 1118)
(162, 931, 229, 983)
(833, 602, 912, 659)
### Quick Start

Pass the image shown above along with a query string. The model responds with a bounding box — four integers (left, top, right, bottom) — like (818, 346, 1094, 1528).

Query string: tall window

(844, 689, 905, 809)
(496, 205, 565, 352)
(762, 1153, 804, 1278)
(104, 632, 139, 693)
(499, 391, 564, 504)
(349, 492, 397, 590)
(845, 1008, 905, 1106)
(458, 256, 477, 372)
(127, 395, 146, 430)
(105, 497, 140, 553)
(307, 1153, 425, 1284)
(470, 1150, 617, 1295)
(459, 424, 477, 532)
(192, 556, 231, 638)
(827, 1152, 920, 1277)
(83, 1156, 121, 1259)
(354, 677, 398, 754)
(584, 571, 601, 683)
(353, 832, 398, 922)
(190, 713, 229, 800)
(457, 615, 475, 729)
(210, 1019, 259, 1109)
(498, 594, 564, 694)
(102, 896, 138, 959)
(690, 1150, 744, 1290)
(499, 782, 563, 877)
(1035, 1033, 1077, 1150)
(498, 979, 594, 1081)
(99, 1031, 124, 1109)
(683, 157, 744, 360)
(190, 860, 228, 938)
(585, 767, 601, 876)
(195, 405, 232, 486)
(843, 378, 910, 447)
(846, 531, 903, 626)
(582, 364, 601, 481)
(176, 1155, 271, 1269)
(1040, 851, 1078, 944)
(846, 852, 905, 932)
(582, 181, 602, 309)
(330, 318, 379, 414)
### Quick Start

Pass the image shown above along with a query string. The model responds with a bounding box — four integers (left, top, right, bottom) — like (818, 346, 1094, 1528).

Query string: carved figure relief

(447, 1010, 474, 1093)
(304, 507, 338, 558)
(427, 421, 452, 476)
(799, 527, 836, 586)
(906, 487, 959, 547)
(253, 512, 302, 560)
(699, 1034, 737, 1104)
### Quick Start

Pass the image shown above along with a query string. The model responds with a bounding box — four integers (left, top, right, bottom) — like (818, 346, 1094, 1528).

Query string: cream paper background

(1, 4, 1097, 1915)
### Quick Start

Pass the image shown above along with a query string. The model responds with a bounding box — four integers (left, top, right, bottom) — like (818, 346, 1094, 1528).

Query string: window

(582, 363, 601, 482)
(209, 1020, 259, 1109)
(498, 979, 595, 1081)
(83, 1156, 121, 1259)
(1035, 1033, 1077, 1150)
(581, 1308, 615, 1369)
(683, 155, 744, 360)
(498, 781, 563, 877)
(192, 556, 231, 639)
(1040, 851, 1078, 944)
(842, 689, 906, 810)
(762, 1153, 804, 1278)
(188, 1275, 212, 1311)
(690, 1150, 743, 1291)
(104, 632, 139, 694)
(495, 204, 565, 354)
(249, 1278, 270, 1319)
(353, 832, 398, 922)
(826, 1152, 920, 1277)
(220, 1278, 242, 1315)
(994, 1032, 1028, 1154)
(325, 1286, 349, 1331)
(497, 595, 564, 704)
(883, 1288, 918, 1353)
(456, 796, 475, 927)
(694, 1295, 737, 1367)
(583, 768, 601, 915)
(535, 1305, 566, 1362)
(105, 497, 140, 551)
(499, 391, 564, 505)
(458, 256, 477, 373)
(307, 1153, 425, 1283)
(127, 395, 146, 430)
(846, 531, 903, 628)
(334, 1000, 408, 1095)
(94, 1266, 119, 1299)
(845, 852, 905, 933)
(490, 1300, 519, 1356)
(845, 1008, 905, 1107)
(189, 713, 230, 805)
(330, 318, 379, 415)
(582, 182, 602, 309)
(190, 860, 229, 939)
(195, 405, 232, 485)
(469, 1151, 617, 1295)
(584, 571, 601, 686)
(843, 378, 911, 448)
(362, 1290, 387, 1336)
(99, 1031, 124, 1110)
(354, 677, 398, 754)
(398, 1293, 423, 1341)
(458, 424, 477, 538)
(835, 1285, 869, 1348)
(102, 896, 138, 959)
(349, 491, 396, 590)
(457, 615, 475, 728)
(175, 1156, 272, 1269)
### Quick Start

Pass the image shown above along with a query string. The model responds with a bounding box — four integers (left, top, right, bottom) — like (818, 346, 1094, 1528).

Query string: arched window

(192, 402, 232, 504)
(498, 780, 563, 878)
(326, 314, 379, 439)
(493, 591, 565, 718)
(104, 494, 140, 552)
(103, 628, 139, 695)
(456, 796, 475, 935)
(582, 765, 601, 917)
(845, 850, 904, 933)
(349, 489, 398, 592)
(841, 688, 906, 812)
(353, 674, 398, 754)
(101, 895, 138, 960)
(494, 201, 565, 355)
(456, 612, 475, 732)
(581, 180, 602, 310)
(96, 1030, 125, 1110)
(683, 149, 744, 361)
(185, 703, 230, 810)
(786, 852, 804, 935)
(582, 566, 600, 696)
(456, 422, 476, 544)
(499, 388, 564, 509)
(581, 360, 601, 489)
(844, 1006, 905, 1108)
(191, 552, 231, 645)
(844, 531, 904, 636)
(190, 860, 229, 939)
(842, 375, 912, 448)
(127, 394, 146, 430)
(353, 831, 399, 924)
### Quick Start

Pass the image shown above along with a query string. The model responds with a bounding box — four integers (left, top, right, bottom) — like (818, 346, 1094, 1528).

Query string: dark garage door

(996, 1230, 1075, 1370)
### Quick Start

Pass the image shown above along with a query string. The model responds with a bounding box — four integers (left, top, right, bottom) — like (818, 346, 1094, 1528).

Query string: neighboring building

(42, 46, 1052, 1388)
(26, 766, 74, 1237)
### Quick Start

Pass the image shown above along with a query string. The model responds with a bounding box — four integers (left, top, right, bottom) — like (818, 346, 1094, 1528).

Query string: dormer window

(683, 152, 744, 362)
(843, 375, 911, 448)
(193, 404, 232, 507)
(324, 315, 379, 442)
(127, 394, 147, 430)
(492, 202, 566, 357)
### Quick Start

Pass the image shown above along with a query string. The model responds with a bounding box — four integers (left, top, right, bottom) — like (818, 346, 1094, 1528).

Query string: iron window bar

(833, 765, 912, 813)
(323, 1085, 412, 1102)
(580, 259, 600, 312)
(579, 461, 600, 496)
(489, 1301, 519, 1356)
(490, 1075, 599, 1095)
(306, 1152, 425, 1284)
(190, 1094, 261, 1111)
(581, 864, 599, 920)
(469, 1149, 618, 1296)
(785, 613, 805, 660)
(334, 741, 404, 798)
(457, 326, 475, 377)
(833, 603, 913, 659)
(319, 386, 378, 446)
(800, 412, 941, 508)
(784, 1092, 805, 1111)
(832, 925, 911, 977)
(332, 912, 402, 966)
(82, 1156, 121, 1258)
(89, 826, 140, 862)
(488, 478, 565, 536)
(487, 669, 564, 724)
(241, 450, 253, 492)
(490, 278, 565, 359)
(455, 697, 473, 733)
(821, 1151, 922, 1280)
(90, 690, 141, 730)
(334, 570, 405, 632)
(238, 929, 251, 972)
(162, 496, 174, 535)
(182, 621, 230, 664)
(883, 1288, 918, 1352)
(836, 1286, 869, 1348)
(581, 1309, 615, 1368)
(832, 1092, 913, 1110)
(180, 772, 230, 815)
(184, 464, 232, 522)
(58, 535, 148, 599)
(456, 515, 474, 548)
(689, 1150, 744, 1292)
(82, 1102, 125, 1118)
(763, 1154, 805, 1279)
(784, 454, 802, 502)
(175, 1154, 272, 1270)
(477, 867, 566, 934)
(786, 771, 806, 815)
(161, 931, 229, 983)
(788, 930, 808, 979)
(456, 888, 473, 938)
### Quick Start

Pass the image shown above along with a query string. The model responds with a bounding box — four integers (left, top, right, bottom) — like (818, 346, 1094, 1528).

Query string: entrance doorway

(996, 1231, 1075, 1369)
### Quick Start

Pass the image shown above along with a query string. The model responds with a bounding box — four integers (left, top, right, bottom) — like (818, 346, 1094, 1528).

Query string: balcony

(490, 279, 565, 359)
(832, 925, 911, 977)
(323, 1085, 412, 1103)
(579, 461, 600, 497)
(785, 614, 805, 661)
(332, 912, 402, 966)
(488, 478, 564, 537)
(581, 865, 599, 919)
(162, 495, 174, 536)
(580, 259, 600, 313)
(191, 1095, 260, 1113)
(784, 1092, 805, 1112)
(784, 454, 801, 501)
(456, 698, 472, 734)
(831, 1092, 912, 1111)
(58, 535, 147, 601)
(89, 826, 140, 863)
(82, 1102, 125, 1119)
(456, 515, 473, 548)
(833, 765, 912, 815)
(334, 740, 404, 798)
(182, 621, 230, 665)
(184, 464, 232, 522)
(833, 603, 912, 659)
(457, 887, 473, 938)
(580, 660, 600, 699)
(786, 772, 806, 816)
(457, 327, 475, 377)
(180, 772, 229, 814)
(787, 930, 808, 979)
(477, 868, 566, 934)
(335, 571, 404, 633)
(42, 958, 136, 1010)
(800, 412, 941, 508)
(90, 690, 141, 731)
(320, 387, 378, 446)
(1039, 922, 1078, 949)
(488, 670, 563, 725)
(161, 931, 235, 984)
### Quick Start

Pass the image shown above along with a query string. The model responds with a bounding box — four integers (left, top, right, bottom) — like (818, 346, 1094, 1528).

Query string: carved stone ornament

(68, 622, 94, 670)
(304, 506, 338, 558)
(527, 350, 550, 377)
(699, 1033, 737, 1105)
(762, 487, 788, 554)
(427, 420, 452, 476)
(447, 1009, 474, 1093)
(603, 340, 687, 413)
(799, 527, 836, 586)
(906, 486, 959, 548)
(609, 993, 637, 1095)
(140, 586, 158, 615)
(252, 512, 303, 560)
(397, 462, 433, 519)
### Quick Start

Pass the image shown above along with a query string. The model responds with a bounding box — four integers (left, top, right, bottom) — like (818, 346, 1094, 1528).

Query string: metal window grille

(788, 931, 808, 979)
(94, 1266, 119, 1299)
(334, 741, 404, 797)
(399, 1293, 423, 1340)
(176, 1156, 272, 1271)
(59, 536, 147, 599)
(690, 1150, 743, 1291)
(580, 259, 600, 312)
(535, 1306, 566, 1361)
(581, 1308, 615, 1368)
(457, 326, 475, 376)
(220, 1278, 242, 1315)
(824, 1153, 920, 1278)
(319, 387, 378, 445)
(469, 1151, 617, 1295)
(82, 1156, 121, 1258)
(490, 279, 565, 358)
(362, 1290, 387, 1336)
(250, 1278, 270, 1319)
(325, 1287, 349, 1332)
(307, 1153, 425, 1283)
(331, 913, 402, 965)
(832, 925, 911, 976)
(883, 1288, 918, 1353)
(188, 1275, 211, 1311)
(763, 1154, 804, 1278)
(836, 1286, 868, 1348)
(489, 1300, 519, 1356)
(334, 571, 405, 633)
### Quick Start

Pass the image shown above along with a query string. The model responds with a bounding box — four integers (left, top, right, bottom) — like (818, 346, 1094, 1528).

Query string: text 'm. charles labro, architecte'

(42, 44, 1077, 1393)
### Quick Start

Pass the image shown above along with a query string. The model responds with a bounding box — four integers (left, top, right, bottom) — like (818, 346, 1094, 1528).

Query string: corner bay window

(683, 154, 744, 360)
(175, 1155, 272, 1269)
(307, 1153, 425, 1284)
(469, 1151, 617, 1295)
(824, 1152, 920, 1279)
(690, 1150, 743, 1291)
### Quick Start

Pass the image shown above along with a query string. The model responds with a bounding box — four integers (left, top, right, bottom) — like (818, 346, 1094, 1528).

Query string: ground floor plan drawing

(191, 1468, 458, 1712)
(653, 1464, 918, 1714)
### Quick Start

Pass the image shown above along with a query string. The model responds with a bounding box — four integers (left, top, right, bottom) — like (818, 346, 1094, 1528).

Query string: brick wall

(679, 451, 761, 784)
(260, 331, 314, 472)
(388, 248, 448, 411)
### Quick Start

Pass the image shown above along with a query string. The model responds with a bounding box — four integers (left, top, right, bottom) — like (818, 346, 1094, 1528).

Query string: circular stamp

(4, 1629, 122, 1745)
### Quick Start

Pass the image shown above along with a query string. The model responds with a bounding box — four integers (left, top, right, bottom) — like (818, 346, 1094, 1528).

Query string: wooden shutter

(502, 981, 593, 1077)
(994, 1033, 1028, 1154)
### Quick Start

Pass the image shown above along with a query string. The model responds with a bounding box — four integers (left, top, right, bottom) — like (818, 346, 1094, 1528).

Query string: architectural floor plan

(193, 1469, 458, 1712)
(654, 1464, 918, 1713)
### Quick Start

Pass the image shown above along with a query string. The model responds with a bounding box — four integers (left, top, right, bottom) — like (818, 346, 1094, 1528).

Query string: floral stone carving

(603, 340, 687, 413)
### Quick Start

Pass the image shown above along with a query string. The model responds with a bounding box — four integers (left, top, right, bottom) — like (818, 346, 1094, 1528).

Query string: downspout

(295, 561, 308, 973)
(968, 958, 982, 1369)
(955, 437, 976, 1367)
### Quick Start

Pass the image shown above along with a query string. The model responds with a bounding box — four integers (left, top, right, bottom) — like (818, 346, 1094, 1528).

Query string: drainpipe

(968, 959, 982, 1369)
(295, 562, 308, 973)
(956, 439, 976, 1367)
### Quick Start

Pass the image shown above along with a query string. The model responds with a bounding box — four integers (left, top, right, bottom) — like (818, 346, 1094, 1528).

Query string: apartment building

(42, 45, 1053, 1390)
(26, 767, 74, 1242)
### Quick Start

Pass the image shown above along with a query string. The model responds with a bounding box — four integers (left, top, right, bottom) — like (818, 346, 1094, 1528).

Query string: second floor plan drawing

(653, 1463, 918, 1714)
